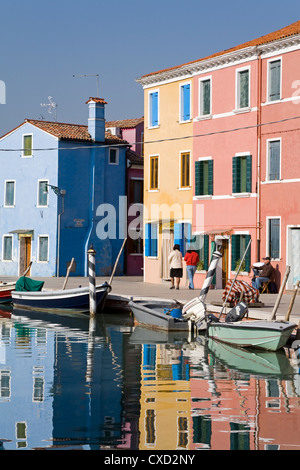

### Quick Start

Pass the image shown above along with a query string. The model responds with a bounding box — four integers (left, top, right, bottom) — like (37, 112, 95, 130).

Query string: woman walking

(168, 244, 183, 290)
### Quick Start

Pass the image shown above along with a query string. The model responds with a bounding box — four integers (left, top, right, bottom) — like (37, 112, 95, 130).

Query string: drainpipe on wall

(256, 49, 262, 262)
(84, 146, 95, 276)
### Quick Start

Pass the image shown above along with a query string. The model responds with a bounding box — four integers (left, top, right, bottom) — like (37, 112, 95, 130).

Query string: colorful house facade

(137, 20, 300, 290)
(106, 118, 144, 275)
(0, 98, 130, 277)
(136, 72, 194, 284)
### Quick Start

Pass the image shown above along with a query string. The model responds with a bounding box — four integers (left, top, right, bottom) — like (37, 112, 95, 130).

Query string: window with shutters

(267, 139, 281, 181)
(231, 234, 251, 272)
(268, 59, 281, 102)
(149, 90, 159, 128)
(180, 83, 191, 122)
(195, 159, 213, 196)
(199, 77, 211, 116)
(267, 217, 280, 259)
(236, 68, 250, 109)
(232, 155, 252, 193)
(180, 152, 190, 188)
(149, 155, 159, 190)
(144, 223, 158, 257)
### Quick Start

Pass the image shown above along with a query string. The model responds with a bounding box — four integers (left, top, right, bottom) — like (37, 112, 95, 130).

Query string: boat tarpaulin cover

(222, 280, 259, 305)
(15, 276, 44, 292)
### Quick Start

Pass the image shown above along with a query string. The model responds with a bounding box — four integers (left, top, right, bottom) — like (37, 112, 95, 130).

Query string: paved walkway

(1, 274, 300, 321)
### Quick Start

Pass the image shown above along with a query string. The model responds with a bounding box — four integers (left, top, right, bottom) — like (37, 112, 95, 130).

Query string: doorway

(288, 227, 300, 289)
(214, 237, 229, 289)
(19, 236, 32, 276)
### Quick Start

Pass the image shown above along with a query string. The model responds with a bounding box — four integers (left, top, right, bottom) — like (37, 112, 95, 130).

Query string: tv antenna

(40, 96, 58, 121)
(73, 74, 100, 97)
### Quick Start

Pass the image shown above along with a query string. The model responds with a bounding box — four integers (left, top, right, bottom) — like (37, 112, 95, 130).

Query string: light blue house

(0, 98, 129, 277)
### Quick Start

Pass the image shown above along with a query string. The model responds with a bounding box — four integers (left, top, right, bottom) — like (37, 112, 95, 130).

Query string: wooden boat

(0, 283, 15, 304)
(207, 319, 296, 351)
(128, 299, 193, 332)
(11, 281, 111, 312)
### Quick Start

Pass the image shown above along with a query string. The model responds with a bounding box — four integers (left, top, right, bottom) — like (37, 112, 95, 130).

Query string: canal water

(1, 305, 300, 451)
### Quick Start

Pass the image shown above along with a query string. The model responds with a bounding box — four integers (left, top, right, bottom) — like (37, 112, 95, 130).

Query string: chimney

(86, 97, 107, 142)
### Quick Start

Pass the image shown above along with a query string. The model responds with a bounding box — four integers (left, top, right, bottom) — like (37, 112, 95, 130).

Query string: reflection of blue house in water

(0, 98, 129, 277)
(0, 313, 140, 449)
(52, 325, 125, 447)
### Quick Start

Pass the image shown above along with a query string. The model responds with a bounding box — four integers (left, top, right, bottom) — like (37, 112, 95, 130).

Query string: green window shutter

(246, 155, 252, 193)
(203, 235, 209, 270)
(231, 235, 239, 271)
(208, 160, 213, 195)
(244, 235, 251, 272)
(232, 157, 238, 193)
(195, 161, 201, 196)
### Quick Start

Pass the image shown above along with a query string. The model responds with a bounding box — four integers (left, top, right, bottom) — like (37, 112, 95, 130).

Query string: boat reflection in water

(1, 307, 300, 450)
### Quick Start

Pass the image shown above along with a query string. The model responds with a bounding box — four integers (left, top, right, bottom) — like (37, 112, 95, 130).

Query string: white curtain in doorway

(159, 230, 174, 279)
(291, 228, 300, 285)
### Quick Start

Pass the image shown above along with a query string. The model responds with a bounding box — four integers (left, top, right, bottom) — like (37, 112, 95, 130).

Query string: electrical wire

(0, 114, 299, 152)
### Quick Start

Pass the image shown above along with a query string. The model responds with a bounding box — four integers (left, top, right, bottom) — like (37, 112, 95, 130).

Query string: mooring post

(87, 245, 97, 316)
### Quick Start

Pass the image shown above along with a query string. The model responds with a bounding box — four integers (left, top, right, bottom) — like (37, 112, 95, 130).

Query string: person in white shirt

(168, 244, 183, 290)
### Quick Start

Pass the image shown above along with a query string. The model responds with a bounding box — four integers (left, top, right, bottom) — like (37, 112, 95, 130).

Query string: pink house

(189, 20, 300, 291)
(137, 20, 300, 291)
(106, 118, 144, 275)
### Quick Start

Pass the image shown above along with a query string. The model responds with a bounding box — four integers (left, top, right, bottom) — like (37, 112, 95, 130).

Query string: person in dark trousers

(168, 244, 183, 290)
(184, 248, 199, 290)
(251, 257, 274, 291)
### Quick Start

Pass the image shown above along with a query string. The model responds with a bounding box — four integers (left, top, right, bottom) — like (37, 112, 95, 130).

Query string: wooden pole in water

(285, 280, 300, 322)
(271, 265, 290, 321)
(62, 258, 74, 290)
(109, 238, 127, 286)
(87, 246, 97, 316)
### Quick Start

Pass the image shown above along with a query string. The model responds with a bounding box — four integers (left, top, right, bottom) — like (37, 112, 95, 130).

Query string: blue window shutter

(174, 222, 184, 254)
(182, 84, 190, 121)
(151, 92, 158, 127)
(145, 223, 151, 257)
(150, 223, 158, 257)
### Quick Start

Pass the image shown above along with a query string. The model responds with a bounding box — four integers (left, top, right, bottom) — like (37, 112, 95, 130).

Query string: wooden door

(222, 239, 229, 288)
(19, 236, 32, 276)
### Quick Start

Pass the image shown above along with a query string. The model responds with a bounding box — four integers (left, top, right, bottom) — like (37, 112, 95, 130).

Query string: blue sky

(0, 0, 299, 136)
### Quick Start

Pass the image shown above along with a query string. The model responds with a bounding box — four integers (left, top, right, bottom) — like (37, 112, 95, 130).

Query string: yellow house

(136, 72, 194, 284)
(138, 343, 191, 450)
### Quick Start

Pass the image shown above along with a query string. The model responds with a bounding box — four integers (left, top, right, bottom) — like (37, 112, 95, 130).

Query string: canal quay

(2, 274, 300, 320)
(1, 275, 300, 451)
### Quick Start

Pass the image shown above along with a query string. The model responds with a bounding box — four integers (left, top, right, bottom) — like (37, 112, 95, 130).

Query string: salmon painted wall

(259, 48, 300, 289)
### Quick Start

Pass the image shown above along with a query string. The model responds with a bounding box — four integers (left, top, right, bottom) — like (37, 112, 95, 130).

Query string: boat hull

(208, 320, 296, 351)
(0, 288, 14, 304)
(129, 300, 192, 332)
(11, 284, 110, 312)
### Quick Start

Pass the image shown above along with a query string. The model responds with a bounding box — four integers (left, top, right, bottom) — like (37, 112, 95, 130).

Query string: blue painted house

(0, 98, 129, 277)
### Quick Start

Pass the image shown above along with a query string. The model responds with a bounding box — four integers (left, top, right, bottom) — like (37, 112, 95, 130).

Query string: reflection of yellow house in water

(136, 73, 194, 285)
(139, 344, 191, 450)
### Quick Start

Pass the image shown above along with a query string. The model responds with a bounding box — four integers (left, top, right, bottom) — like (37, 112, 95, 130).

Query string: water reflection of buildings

(138, 337, 300, 450)
(2, 310, 300, 450)
(0, 311, 141, 450)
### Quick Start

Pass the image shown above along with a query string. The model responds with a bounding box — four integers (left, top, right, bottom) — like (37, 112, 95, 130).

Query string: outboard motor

(182, 298, 207, 330)
(225, 301, 248, 323)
